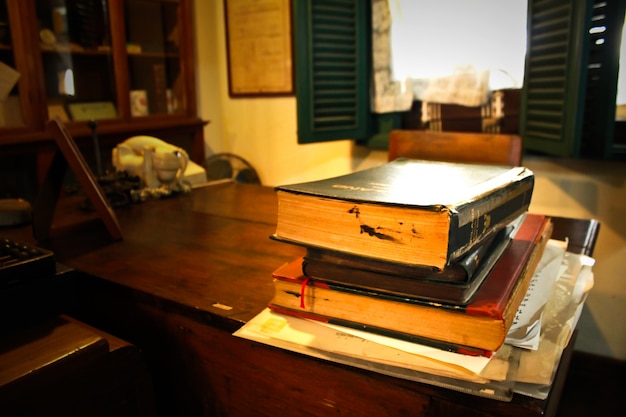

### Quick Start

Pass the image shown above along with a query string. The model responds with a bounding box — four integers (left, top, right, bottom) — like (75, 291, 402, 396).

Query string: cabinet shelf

(128, 51, 179, 59)
(0, 0, 204, 163)
(39, 45, 113, 56)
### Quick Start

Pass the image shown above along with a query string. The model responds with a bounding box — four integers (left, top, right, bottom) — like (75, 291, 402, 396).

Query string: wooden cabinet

(0, 0, 204, 163)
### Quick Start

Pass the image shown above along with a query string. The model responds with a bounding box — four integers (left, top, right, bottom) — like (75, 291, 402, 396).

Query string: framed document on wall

(224, 0, 293, 97)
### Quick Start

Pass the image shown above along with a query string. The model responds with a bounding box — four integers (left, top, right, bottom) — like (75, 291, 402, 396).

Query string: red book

(268, 213, 553, 353)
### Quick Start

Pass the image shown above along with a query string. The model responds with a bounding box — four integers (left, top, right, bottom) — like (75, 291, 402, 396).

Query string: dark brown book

(151, 63, 168, 114)
(302, 224, 514, 305)
(273, 158, 534, 270)
(269, 213, 553, 353)
(300, 222, 518, 284)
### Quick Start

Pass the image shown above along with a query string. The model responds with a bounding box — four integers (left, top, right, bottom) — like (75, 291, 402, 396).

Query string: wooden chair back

(388, 130, 523, 166)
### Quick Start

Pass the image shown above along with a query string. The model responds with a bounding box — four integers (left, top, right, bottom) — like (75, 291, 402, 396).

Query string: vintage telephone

(112, 136, 191, 193)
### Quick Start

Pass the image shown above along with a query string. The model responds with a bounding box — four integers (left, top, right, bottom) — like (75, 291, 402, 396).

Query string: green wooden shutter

(579, 0, 625, 158)
(293, 0, 371, 144)
(521, 0, 592, 156)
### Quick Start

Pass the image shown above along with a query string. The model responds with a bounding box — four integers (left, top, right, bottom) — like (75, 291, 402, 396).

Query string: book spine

(152, 63, 168, 114)
(500, 221, 553, 330)
(316, 279, 467, 312)
(448, 176, 534, 262)
(448, 226, 508, 278)
(465, 215, 551, 319)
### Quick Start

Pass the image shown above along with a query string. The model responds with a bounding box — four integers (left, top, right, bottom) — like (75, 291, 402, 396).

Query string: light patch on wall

(389, 0, 527, 90)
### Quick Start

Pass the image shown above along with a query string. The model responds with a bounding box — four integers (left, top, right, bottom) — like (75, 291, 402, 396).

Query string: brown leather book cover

(466, 213, 552, 320)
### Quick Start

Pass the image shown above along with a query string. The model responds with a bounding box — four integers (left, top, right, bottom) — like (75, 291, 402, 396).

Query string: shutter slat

(521, 0, 589, 156)
(294, 0, 369, 143)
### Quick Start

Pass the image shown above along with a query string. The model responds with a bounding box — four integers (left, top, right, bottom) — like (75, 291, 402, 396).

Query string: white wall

(193, 1, 626, 361)
(194, 0, 365, 187)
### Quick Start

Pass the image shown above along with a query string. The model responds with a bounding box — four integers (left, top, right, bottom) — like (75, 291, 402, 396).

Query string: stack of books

(268, 158, 549, 356)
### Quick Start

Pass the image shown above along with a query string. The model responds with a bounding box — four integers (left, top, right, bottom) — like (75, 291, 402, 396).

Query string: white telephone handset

(112, 136, 189, 190)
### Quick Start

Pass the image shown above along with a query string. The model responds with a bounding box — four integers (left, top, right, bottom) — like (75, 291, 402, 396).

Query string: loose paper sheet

(513, 251, 595, 398)
(234, 243, 595, 400)
(506, 239, 568, 349)
(235, 308, 491, 382)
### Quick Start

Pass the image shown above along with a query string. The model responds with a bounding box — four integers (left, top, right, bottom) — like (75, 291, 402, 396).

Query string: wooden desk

(5, 182, 600, 417)
(0, 315, 155, 416)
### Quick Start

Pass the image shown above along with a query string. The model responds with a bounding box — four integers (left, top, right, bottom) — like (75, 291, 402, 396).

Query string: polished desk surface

(2, 182, 600, 417)
(11, 182, 598, 331)
(12, 182, 306, 330)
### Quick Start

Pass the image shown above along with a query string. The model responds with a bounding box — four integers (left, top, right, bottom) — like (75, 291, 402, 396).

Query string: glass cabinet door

(0, 0, 25, 128)
(124, 0, 183, 117)
(36, 0, 117, 122)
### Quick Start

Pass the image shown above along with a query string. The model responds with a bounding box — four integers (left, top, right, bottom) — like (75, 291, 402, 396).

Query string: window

(389, 1, 527, 92)
(293, 0, 625, 158)
(293, 0, 527, 145)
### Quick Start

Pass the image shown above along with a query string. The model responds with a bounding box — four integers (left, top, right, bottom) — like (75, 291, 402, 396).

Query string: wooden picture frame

(33, 117, 122, 242)
(224, 0, 293, 97)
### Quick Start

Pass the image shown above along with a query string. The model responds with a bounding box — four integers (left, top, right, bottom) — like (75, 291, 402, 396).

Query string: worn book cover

(274, 158, 534, 270)
(303, 227, 505, 284)
(269, 213, 552, 352)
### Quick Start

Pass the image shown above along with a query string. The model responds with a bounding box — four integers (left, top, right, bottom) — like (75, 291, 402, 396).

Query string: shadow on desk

(556, 352, 626, 417)
(39, 217, 120, 258)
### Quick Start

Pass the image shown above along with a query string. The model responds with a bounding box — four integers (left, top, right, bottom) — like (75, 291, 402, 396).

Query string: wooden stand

(32, 118, 122, 243)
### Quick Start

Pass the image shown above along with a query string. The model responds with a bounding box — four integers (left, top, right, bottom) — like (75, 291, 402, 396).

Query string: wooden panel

(0, 315, 155, 417)
(388, 130, 523, 166)
(74, 298, 431, 417)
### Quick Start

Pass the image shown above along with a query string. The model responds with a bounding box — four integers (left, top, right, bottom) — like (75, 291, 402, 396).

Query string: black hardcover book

(274, 158, 534, 269)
